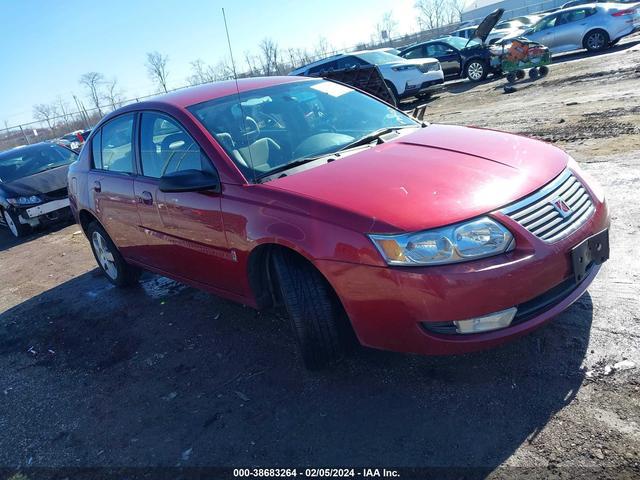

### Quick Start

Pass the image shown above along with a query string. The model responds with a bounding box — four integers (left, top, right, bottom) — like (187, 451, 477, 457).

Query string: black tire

(584, 29, 609, 52)
(2, 208, 30, 238)
(529, 68, 540, 80)
(271, 250, 349, 370)
(506, 72, 517, 84)
(539, 65, 549, 77)
(384, 81, 399, 105)
(87, 222, 141, 288)
(516, 69, 526, 80)
(465, 59, 487, 82)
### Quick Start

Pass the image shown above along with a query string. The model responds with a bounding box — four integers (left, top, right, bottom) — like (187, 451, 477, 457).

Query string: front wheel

(465, 59, 487, 82)
(271, 250, 350, 370)
(2, 208, 30, 238)
(584, 29, 609, 52)
(87, 222, 141, 288)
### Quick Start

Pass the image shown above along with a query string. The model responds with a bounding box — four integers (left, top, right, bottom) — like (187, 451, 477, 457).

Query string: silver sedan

(515, 3, 640, 53)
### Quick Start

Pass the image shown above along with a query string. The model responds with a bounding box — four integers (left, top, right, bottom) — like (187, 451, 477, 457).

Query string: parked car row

(54, 129, 92, 152)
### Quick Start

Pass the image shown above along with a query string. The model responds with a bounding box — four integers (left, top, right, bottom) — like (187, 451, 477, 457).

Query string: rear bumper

(316, 187, 609, 356)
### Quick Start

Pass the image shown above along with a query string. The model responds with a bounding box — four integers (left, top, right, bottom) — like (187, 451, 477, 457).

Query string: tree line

(22, 1, 467, 135)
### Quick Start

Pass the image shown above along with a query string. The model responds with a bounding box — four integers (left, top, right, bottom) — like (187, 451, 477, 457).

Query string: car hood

(0, 164, 69, 198)
(266, 124, 568, 233)
(473, 8, 505, 42)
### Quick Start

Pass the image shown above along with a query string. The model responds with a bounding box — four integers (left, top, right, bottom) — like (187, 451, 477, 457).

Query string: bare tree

(145, 51, 170, 93)
(447, 0, 467, 23)
(188, 58, 234, 85)
(104, 78, 125, 111)
(415, 0, 448, 29)
(33, 103, 58, 130)
(244, 51, 260, 76)
(79, 72, 105, 116)
(258, 38, 283, 76)
(286, 48, 312, 70)
(313, 36, 332, 59)
(376, 11, 399, 43)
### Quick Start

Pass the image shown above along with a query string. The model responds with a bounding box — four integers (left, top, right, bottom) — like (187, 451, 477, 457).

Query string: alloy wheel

(468, 62, 484, 81)
(3, 210, 19, 237)
(587, 32, 605, 50)
(92, 231, 118, 280)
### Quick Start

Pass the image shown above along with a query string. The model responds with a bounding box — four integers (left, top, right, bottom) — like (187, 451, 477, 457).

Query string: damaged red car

(68, 77, 609, 369)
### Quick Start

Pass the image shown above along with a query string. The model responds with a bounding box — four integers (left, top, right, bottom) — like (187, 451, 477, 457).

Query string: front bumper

(402, 79, 445, 98)
(13, 198, 72, 227)
(316, 172, 609, 356)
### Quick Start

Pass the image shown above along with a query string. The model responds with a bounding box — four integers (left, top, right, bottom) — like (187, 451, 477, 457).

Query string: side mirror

(159, 169, 220, 193)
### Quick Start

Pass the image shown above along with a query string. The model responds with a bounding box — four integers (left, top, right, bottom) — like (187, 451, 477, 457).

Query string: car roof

(289, 54, 345, 74)
(136, 76, 312, 109)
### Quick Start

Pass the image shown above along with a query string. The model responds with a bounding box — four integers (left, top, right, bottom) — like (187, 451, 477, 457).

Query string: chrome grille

(501, 169, 594, 243)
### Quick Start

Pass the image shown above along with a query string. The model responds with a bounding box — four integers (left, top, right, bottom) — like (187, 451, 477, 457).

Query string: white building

(461, 0, 566, 23)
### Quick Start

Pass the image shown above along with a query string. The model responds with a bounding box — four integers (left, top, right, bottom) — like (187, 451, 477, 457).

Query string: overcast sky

(0, 0, 425, 126)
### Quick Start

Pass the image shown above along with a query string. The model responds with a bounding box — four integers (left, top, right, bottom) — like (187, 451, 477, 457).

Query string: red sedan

(68, 77, 609, 369)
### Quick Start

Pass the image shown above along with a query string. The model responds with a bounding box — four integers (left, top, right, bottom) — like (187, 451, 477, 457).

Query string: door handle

(93, 181, 101, 193)
(139, 191, 153, 205)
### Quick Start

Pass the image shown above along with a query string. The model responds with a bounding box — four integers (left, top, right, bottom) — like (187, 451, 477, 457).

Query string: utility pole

(18, 125, 30, 145)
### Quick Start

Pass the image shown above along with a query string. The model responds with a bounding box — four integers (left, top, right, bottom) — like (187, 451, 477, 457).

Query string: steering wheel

(240, 116, 260, 145)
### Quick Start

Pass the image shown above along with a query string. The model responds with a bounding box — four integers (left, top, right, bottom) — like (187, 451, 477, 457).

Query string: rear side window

(99, 114, 135, 173)
(402, 47, 426, 60)
(308, 60, 338, 75)
(139, 112, 213, 178)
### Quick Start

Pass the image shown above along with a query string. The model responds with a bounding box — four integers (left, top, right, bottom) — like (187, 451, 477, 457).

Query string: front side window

(99, 113, 135, 173)
(401, 47, 426, 59)
(139, 112, 213, 178)
(188, 79, 417, 181)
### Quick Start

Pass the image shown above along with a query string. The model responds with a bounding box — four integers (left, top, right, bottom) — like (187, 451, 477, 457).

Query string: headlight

(369, 217, 514, 266)
(392, 65, 416, 71)
(7, 195, 42, 206)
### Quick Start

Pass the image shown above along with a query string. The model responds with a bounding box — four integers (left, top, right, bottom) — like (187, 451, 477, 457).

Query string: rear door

(134, 111, 236, 292)
(553, 8, 596, 51)
(88, 113, 144, 260)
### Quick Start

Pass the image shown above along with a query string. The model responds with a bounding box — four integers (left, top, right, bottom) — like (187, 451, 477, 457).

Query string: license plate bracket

(571, 229, 609, 283)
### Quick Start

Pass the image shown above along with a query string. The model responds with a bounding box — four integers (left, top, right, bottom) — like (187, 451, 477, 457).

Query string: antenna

(222, 8, 257, 183)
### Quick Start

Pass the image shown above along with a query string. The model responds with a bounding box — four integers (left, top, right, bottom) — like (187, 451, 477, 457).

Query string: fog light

(453, 307, 517, 334)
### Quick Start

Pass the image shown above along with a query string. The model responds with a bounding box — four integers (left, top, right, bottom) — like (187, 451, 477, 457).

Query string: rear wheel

(539, 65, 549, 77)
(87, 222, 141, 288)
(465, 59, 487, 82)
(2, 208, 30, 238)
(506, 72, 517, 84)
(529, 68, 540, 80)
(584, 29, 609, 52)
(271, 250, 350, 370)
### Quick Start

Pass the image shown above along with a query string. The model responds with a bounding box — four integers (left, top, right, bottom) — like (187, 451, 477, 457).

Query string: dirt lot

(1, 35, 639, 478)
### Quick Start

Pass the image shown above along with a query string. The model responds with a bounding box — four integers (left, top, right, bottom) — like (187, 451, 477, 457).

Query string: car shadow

(0, 270, 593, 470)
(551, 38, 640, 66)
(0, 218, 75, 253)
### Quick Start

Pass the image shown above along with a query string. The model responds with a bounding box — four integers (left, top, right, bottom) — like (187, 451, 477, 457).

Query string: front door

(427, 43, 460, 76)
(135, 111, 237, 293)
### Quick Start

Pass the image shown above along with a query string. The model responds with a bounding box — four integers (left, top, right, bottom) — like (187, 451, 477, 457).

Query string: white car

(289, 49, 444, 101)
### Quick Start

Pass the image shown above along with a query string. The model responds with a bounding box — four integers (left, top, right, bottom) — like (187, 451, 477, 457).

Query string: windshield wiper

(255, 156, 328, 182)
(337, 125, 419, 152)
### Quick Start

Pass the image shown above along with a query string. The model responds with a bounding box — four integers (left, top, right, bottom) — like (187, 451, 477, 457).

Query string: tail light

(611, 8, 636, 16)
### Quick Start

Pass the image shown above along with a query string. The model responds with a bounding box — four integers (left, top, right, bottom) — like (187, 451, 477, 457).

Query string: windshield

(0, 144, 77, 183)
(440, 36, 480, 49)
(188, 79, 417, 181)
(353, 51, 404, 65)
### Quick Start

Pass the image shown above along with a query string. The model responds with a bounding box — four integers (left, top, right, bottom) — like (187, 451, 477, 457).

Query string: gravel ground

(0, 35, 639, 478)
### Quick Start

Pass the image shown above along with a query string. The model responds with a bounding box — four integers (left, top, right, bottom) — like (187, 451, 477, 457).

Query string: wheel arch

(582, 28, 609, 49)
(246, 242, 344, 312)
(78, 209, 104, 237)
